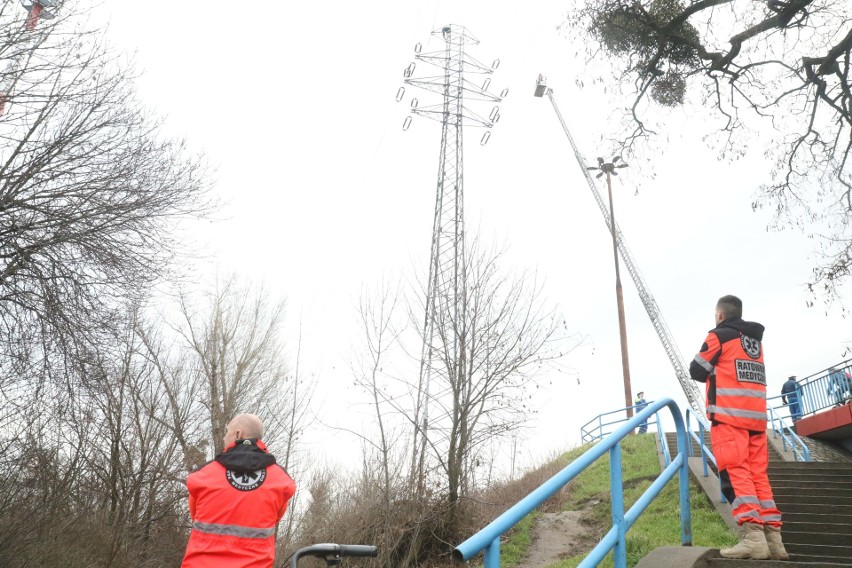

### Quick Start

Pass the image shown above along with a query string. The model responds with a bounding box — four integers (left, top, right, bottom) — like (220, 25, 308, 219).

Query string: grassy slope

(501, 433, 737, 568)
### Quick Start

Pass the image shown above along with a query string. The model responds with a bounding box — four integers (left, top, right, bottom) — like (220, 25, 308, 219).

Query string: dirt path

(516, 508, 599, 568)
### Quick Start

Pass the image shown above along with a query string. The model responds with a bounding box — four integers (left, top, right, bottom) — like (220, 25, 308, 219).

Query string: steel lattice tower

(400, 24, 503, 489)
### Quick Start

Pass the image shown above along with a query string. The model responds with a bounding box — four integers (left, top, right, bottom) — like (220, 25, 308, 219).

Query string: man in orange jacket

(689, 295, 787, 560)
(181, 413, 296, 568)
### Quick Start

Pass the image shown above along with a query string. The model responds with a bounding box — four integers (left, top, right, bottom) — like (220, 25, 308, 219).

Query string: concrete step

(784, 521, 852, 535)
(773, 486, 852, 497)
(665, 433, 710, 447)
(772, 480, 852, 490)
(665, 444, 711, 456)
(636, 547, 852, 567)
(772, 479, 852, 488)
(787, 555, 852, 566)
(766, 467, 852, 483)
(774, 495, 852, 505)
(665, 432, 711, 440)
(782, 541, 852, 558)
(774, 462, 851, 474)
(783, 530, 852, 547)
(784, 512, 852, 524)
(780, 502, 852, 515)
(708, 558, 852, 567)
(769, 462, 852, 471)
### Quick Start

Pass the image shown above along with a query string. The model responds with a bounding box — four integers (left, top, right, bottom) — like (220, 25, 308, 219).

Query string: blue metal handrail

(766, 395, 810, 462)
(579, 402, 659, 443)
(455, 399, 692, 568)
(685, 407, 715, 474)
(657, 417, 672, 467)
(685, 407, 726, 503)
(789, 360, 852, 419)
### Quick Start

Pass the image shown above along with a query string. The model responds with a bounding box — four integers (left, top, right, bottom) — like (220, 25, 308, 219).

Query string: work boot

(720, 522, 770, 559)
(764, 525, 789, 560)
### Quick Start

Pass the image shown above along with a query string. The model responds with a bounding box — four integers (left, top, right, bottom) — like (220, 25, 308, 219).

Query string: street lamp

(587, 156, 633, 421)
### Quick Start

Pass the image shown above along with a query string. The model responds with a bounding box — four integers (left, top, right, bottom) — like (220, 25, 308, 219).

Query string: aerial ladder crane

(533, 74, 705, 415)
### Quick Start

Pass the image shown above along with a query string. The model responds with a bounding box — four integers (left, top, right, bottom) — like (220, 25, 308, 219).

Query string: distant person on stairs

(689, 295, 788, 560)
(781, 376, 802, 423)
(827, 367, 851, 406)
(634, 392, 649, 433)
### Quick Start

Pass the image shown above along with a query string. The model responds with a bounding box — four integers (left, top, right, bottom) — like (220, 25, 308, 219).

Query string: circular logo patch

(741, 335, 761, 360)
(226, 468, 266, 491)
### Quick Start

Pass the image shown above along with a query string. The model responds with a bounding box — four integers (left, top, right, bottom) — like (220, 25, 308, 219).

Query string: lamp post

(588, 156, 633, 421)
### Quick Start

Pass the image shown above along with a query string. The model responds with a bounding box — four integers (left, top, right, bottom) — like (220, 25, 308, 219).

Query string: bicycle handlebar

(289, 543, 378, 567)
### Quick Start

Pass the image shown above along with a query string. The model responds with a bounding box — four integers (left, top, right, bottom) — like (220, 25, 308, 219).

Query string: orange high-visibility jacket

(181, 439, 296, 568)
(689, 317, 767, 431)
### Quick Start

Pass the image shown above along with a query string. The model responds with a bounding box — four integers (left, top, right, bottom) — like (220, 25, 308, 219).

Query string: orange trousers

(711, 422, 782, 527)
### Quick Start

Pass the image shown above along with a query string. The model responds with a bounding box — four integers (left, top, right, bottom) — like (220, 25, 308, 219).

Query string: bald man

(181, 414, 296, 568)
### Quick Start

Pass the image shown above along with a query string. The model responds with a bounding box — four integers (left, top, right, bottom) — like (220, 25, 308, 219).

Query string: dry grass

(285, 436, 737, 568)
(281, 448, 588, 568)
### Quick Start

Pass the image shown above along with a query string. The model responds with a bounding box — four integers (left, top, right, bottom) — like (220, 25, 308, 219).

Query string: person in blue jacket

(781, 376, 802, 422)
(634, 391, 649, 433)
(827, 367, 850, 406)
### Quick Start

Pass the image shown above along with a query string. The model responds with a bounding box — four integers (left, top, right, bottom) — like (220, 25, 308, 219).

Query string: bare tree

(353, 280, 405, 500)
(72, 313, 190, 568)
(137, 319, 210, 473)
(0, 307, 191, 568)
(414, 242, 578, 528)
(567, 0, 852, 292)
(0, 5, 263, 567)
(350, 279, 413, 568)
(0, 2, 211, 392)
(276, 322, 317, 474)
(351, 241, 580, 547)
(174, 276, 304, 457)
(0, 5, 212, 562)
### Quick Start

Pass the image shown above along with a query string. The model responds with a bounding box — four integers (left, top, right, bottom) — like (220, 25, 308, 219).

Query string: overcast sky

(92, 0, 851, 471)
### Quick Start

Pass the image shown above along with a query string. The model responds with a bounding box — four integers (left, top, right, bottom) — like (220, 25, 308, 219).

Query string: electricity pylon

(398, 25, 504, 491)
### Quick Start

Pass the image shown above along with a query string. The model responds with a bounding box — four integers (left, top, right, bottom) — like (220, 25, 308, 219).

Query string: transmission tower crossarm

(540, 86, 705, 416)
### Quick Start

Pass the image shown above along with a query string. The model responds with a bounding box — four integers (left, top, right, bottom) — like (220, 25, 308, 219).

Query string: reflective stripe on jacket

(689, 317, 767, 431)
(181, 440, 296, 568)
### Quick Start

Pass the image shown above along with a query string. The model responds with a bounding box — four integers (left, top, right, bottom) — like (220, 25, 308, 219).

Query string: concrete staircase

(661, 432, 852, 567)
(762, 461, 852, 566)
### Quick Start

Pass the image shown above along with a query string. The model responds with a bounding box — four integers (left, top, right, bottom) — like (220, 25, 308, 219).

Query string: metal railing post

(766, 395, 811, 462)
(675, 417, 693, 546)
(699, 420, 709, 478)
(484, 536, 500, 568)
(610, 442, 627, 566)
